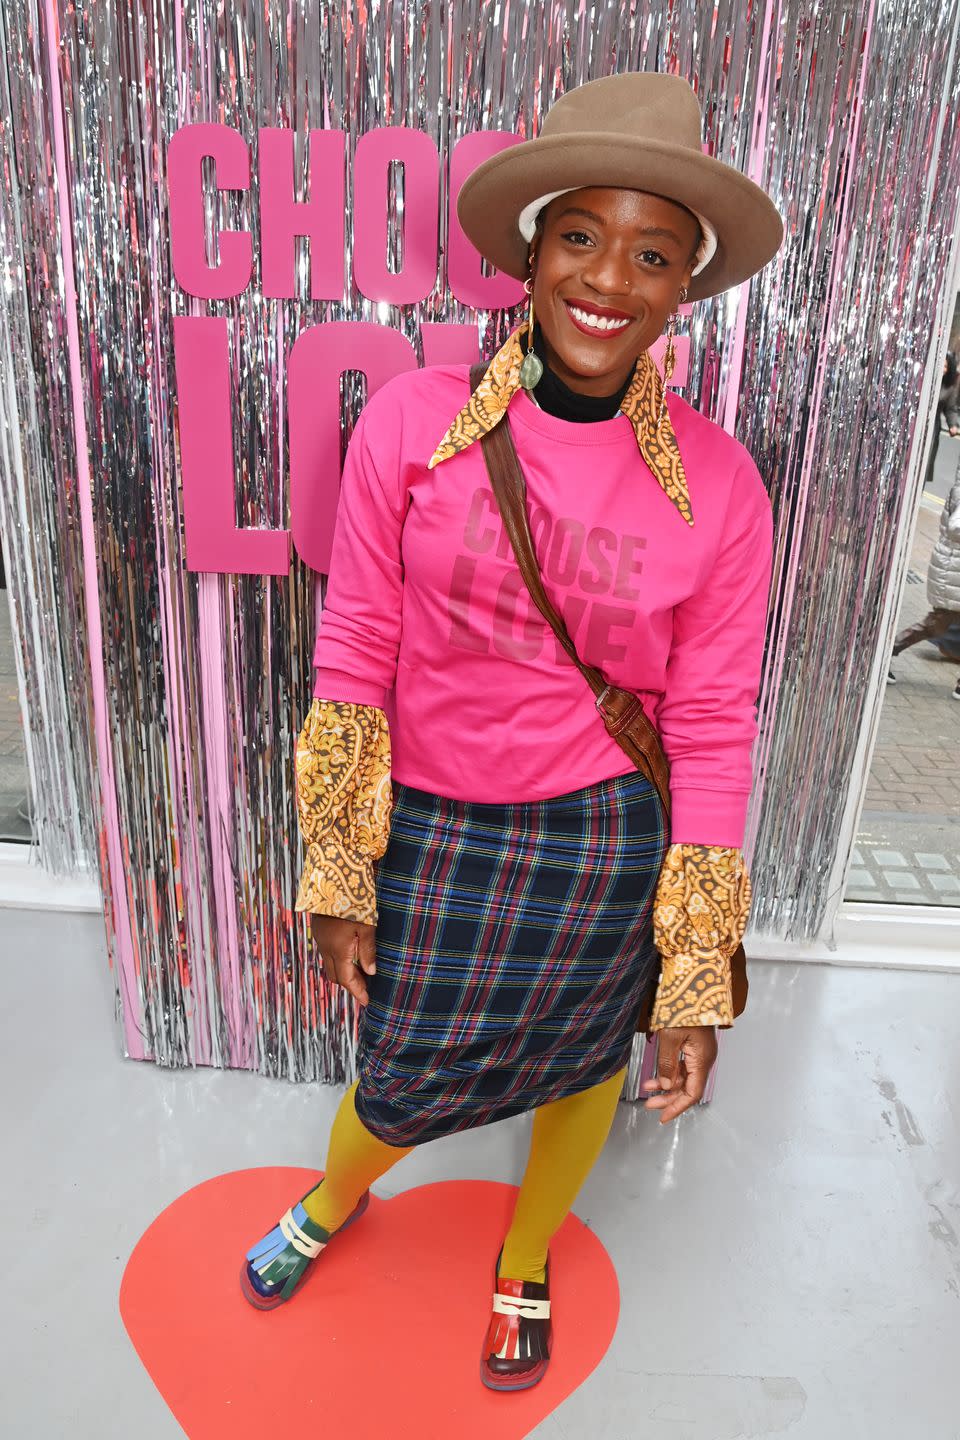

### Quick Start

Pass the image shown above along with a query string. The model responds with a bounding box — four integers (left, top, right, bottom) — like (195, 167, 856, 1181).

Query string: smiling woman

(530, 189, 703, 394)
(244, 71, 783, 1395)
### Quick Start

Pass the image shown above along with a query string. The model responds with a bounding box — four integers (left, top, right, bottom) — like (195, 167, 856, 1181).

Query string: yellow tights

(302, 1066, 626, 1285)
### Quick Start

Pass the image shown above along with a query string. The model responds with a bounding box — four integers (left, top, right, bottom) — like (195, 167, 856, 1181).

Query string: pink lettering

(584, 604, 636, 667)
(613, 535, 647, 600)
(546, 517, 586, 587)
(169, 122, 532, 310)
(353, 128, 440, 303)
(173, 315, 289, 573)
(492, 570, 544, 661)
(168, 124, 253, 300)
(553, 595, 588, 665)
(579, 527, 617, 594)
(448, 555, 489, 652)
(287, 321, 418, 574)
(167, 120, 661, 585)
(463, 489, 498, 554)
(447, 133, 526, 309)
(528, 505, 552, 561)
(258, 128, 346, 301)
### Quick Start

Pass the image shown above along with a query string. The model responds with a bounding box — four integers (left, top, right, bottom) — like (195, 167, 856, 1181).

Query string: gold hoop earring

(519, 274, 544, 390)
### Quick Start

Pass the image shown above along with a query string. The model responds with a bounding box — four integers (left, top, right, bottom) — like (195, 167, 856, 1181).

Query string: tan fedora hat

(457, 72, 783, 302)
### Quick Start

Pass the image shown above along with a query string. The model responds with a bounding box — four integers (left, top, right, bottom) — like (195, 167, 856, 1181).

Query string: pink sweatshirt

(313, 364, 773, 847)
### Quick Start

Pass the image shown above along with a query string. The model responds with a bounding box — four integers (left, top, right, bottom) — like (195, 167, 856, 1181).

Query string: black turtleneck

(529, 322, 636, 422)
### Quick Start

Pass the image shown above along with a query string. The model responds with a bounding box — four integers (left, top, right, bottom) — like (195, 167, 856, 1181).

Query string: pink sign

(168, 123, 684, 575)
(168, 124, 254, 300)
(258, 129, 347, 301)
(352, 128, 441, 304)
(168, 124, 523, 574)
(173, 315, 290, 574)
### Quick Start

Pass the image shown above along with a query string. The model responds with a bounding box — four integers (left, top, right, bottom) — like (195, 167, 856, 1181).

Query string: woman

(923, 350, 959, 490)
(887, 350, 960, 687)
(242, 72, 782, 1391)
(891, 472, 960, 700)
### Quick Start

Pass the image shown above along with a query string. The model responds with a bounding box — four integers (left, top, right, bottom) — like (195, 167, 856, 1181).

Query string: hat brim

(456, 133, 784, 302)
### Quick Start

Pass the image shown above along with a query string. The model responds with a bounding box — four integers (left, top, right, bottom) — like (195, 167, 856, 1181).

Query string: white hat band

(517, 189, 718, 276)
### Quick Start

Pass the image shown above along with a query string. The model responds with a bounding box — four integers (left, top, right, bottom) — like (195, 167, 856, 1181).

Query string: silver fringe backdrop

(0, 0, 958, 1075)
(0, 6, 99, 875)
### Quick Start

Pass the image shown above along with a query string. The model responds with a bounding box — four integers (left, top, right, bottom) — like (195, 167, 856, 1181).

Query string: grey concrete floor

(2, 907, 959, 1438)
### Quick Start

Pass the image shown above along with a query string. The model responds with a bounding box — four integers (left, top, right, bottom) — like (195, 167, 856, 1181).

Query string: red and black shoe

(480, 1254, 552, 1392)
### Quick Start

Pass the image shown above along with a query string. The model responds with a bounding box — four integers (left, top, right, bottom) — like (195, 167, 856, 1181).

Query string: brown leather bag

(470, 367, 747, 1030)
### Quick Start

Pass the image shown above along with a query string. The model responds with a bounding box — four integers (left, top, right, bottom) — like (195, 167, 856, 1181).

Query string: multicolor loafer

(480, 1254, 552, 1391)
(240, 1188, 370, 1311)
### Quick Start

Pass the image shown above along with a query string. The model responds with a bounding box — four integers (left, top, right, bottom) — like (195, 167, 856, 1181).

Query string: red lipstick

(563, 298, 635, 339)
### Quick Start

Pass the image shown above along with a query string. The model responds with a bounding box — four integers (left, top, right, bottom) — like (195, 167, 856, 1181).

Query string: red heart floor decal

(120, 1168, 619, 1439)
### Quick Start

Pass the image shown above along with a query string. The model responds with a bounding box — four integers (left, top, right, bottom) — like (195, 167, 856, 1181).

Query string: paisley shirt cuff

(293, 698, 393, 924)
(648, 844, 752, 1031)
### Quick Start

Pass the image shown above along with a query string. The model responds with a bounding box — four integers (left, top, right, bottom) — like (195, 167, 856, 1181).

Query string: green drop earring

(519, 275, 544, 390)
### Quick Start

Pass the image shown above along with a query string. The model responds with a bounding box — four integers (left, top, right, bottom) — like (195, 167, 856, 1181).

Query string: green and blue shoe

(240, 1188, 370, 1310)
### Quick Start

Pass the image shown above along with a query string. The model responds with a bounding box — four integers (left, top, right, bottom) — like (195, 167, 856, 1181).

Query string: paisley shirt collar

(427, 326, 694, 527)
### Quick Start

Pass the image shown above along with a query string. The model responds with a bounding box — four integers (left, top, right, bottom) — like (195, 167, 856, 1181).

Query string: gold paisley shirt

(295, 700, 751, 1028)
(648, 843, 750, 1030)
(294, 700, 393, 926)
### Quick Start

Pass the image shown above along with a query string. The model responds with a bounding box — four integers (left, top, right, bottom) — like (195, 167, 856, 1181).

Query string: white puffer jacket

(928, 479, 960, 611)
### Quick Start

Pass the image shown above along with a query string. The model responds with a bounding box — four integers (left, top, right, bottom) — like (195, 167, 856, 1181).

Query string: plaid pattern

(355, 770, 667, 1145)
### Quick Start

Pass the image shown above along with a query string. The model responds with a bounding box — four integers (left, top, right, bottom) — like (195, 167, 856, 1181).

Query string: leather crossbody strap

(468, 365, 749, 1025)
(470, 363, 671, 815)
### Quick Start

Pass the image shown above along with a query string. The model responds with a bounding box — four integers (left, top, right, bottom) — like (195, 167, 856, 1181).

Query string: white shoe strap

(279, 1208, 325, 1259)
(492, 1293, 551, 1320)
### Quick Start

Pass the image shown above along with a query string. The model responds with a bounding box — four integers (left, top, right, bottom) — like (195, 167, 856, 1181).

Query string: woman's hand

(309, 913, 377, 1008)
(641, 1025, 718, 1123)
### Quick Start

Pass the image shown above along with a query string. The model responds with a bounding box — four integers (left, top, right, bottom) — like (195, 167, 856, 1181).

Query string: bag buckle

(595, 684, 611, 710)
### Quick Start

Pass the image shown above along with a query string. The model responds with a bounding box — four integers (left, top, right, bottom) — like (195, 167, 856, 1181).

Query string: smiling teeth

(568, 305, 630, 331)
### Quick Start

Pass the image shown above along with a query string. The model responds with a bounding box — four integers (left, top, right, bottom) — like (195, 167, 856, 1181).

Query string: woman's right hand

(309, 914, 378, 1008)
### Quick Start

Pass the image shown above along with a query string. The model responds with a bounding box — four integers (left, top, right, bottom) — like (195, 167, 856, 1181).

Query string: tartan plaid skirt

(354, 769, 667, 1146)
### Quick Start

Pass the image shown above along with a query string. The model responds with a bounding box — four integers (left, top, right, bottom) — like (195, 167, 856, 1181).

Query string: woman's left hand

(641, 1026, 718, 1123)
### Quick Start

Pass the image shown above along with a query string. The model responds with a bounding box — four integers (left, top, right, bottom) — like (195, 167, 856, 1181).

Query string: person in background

(890, 472, 960, 700)
(924, 350, 959, 489)
(932, 620, 960, 661)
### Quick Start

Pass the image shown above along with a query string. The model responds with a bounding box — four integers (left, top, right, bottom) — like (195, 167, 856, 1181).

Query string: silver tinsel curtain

(0, 0, 957, 1075)
(0, 5, 98, 874)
